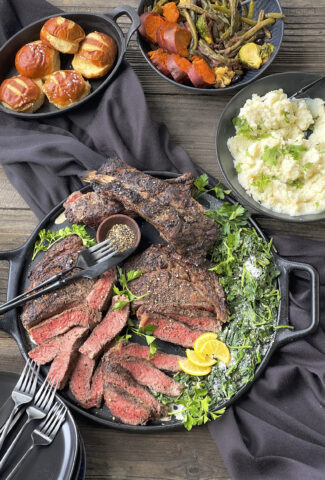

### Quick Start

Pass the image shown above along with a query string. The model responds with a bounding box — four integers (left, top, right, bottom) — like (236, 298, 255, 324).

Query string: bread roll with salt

(42, 70, 90, 109)
(40, 16, 85, 54)
(0, 76, 44, 113)
(15, 41, 60, 79)
(72, 32, 117, 79)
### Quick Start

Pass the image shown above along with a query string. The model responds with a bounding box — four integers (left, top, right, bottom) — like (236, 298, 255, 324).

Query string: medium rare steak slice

(86, 268, 116, 311)
(137, 305, 221, 333)
(70, 354, 103, 409)
(29, 326, 89, 389)
(79, 296, 129, 359)
(139, 314, 205, 348)
(21, 277, 96, 329)
(113, 340, 183, 372)
(103, 361, 166, 418)
(104, 384, 152, 426)
(106, 351, 183, 397)
(29, 306, 101, 345)
(64, 190, 123, 229)
(85, 157, 218, 263)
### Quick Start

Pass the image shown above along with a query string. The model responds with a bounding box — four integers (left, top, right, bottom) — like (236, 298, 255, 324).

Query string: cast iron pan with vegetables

(0, 172, 319, 431)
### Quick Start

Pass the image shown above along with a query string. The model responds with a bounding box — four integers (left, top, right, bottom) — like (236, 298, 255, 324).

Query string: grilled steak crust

(139, 313, 205, 348)
(29, 326, 89, 389)
(63, 190, 123, 229)
(70, 354, 103, 409)
(113, 340, 183, 372)
(106, 350, 184, 397)
(137, 305, 222, 333)
(21, 277, 95, 330)
(86, 268, 117, 311)
(86, 157, 218, 263)
(104, 383, 152, 426)
(29, 306, 101, 345)
(79, 296, 129, 359)
(103, 361, 166, 418)
(126, 244, 228, 323)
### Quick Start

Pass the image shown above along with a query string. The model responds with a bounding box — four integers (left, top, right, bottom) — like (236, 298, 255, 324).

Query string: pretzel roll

(15, 41, 60, 79)
(0, 76, 44, 113)
(72, 32, 117, 78)
(40, 16, 85, 54)
(42, 70, 90, 109)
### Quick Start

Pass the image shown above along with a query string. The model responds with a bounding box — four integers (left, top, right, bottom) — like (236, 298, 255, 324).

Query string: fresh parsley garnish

(193, 174, 231, 200)
(232, 116, 271, 140)
(113, 267, 148, 311)
(283, 111, 290, 124)
(289, 178, 303, 189)
(303, 162, 313, 170)
(261, 145, 281, 166)
(252, 173, 272, 193)
(32, 225, 97, 261)
(284, 144, 308, 162)
(235, 162, 242, 173)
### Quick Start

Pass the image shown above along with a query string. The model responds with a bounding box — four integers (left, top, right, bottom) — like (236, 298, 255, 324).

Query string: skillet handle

(0, 248, 24, 338)
(106, 5, 141, 46)
(272, 256, 319, 349)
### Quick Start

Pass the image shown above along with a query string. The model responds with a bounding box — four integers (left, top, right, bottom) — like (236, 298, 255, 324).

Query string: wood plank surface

(0, 0, 325, 479)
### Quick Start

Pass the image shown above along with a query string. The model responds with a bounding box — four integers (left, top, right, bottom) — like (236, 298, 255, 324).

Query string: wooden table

(1, 1, 325, 478)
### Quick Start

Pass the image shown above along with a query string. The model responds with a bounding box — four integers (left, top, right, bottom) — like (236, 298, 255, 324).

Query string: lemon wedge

(186, 349, 217, 367)
(196, 338, 231, 365)
(193, 332, 218, 353)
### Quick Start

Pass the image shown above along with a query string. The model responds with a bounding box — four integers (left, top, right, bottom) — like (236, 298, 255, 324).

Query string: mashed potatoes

(227, 89, 325, 215)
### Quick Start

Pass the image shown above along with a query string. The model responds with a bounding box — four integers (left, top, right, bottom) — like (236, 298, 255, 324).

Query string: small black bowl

(0, 6, 140, 118)
(137, 0, 284, 93)
(216, 71, 325, 222)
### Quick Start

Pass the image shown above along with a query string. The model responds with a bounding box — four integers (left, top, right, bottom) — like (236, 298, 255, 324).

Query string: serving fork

(0, 360, 39, 452)
(0, 238, 129, 315)
(3, 402, 67, 480)
(0, 374, 58, 471)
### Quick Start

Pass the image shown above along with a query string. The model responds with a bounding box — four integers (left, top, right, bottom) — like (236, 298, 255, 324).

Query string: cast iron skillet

(0, 6, 140, 118)
(0, 172, 319, 431)
(137, 0, 284, 93)
(216, 71, 325, 221)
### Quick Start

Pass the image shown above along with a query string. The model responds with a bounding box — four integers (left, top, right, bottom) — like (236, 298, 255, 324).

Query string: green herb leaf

(303, 162, 313, 170)
(235, 163, 242, 173)
(283, 111, 290, 124)
(289, 178, 303, 189)
(252, 173, 272, 193)
(232, 116, 252, 135)
(284, 144, 308, 162)
(261, 145, 281, 166)
(126, 270, 142, 282)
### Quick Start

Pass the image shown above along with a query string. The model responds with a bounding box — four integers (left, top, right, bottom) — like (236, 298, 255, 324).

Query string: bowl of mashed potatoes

(216, 72, 325, 221)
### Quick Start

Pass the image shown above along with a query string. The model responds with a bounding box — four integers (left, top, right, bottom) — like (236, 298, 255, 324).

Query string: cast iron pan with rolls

(0, 172, 320, 431)
(0, 6, 140, 118)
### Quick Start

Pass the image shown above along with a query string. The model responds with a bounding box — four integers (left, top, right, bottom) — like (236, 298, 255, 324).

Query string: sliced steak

(113, 340, 183, 372)
(139, 314, 205, 348)
(103, 361, 166, 418)
(86, 157, 218, 263)
(29, 326, 89, 389)
(64, 190, 123, 229)
(21, 277, 96, 330)
(137, 306, 221, 333)
(29, 306, 101, 345)
(79, 296, 129, 359)
(70, 354, 103, 409)
(106, 351, 183, 397)
(86, 268, 116, 311)
(104, 384, 152, 426)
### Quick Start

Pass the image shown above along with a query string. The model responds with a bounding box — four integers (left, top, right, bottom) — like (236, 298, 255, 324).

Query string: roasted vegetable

(148, 48, 171, 77)
(239, 42, 262, 69)
(260, 42, 275, 64)
(196, 14, 213, 44)
(182, 9, 198, 53)
(187, 56, 215, 87)
(139, 12, 166, 43)
(166, 53, 191, 82)
(214, 66, 235, 88)
(162, 2, 180, 23)
(157, 22, 192, 57)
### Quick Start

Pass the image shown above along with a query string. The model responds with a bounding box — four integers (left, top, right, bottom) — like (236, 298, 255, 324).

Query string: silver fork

(0, 238, 119, 315)
(4, 402, 67, 480)
(0, 374, 58, 471)
(0, 360, 39, 452)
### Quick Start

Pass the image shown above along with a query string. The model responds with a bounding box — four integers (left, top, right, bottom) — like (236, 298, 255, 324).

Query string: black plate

(0, 172, 319, 431)
(0, 6, 140, 118)
(216, 71, 325, 221)
(0, 371, 79, 479)
(137, 0, 284, 93)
